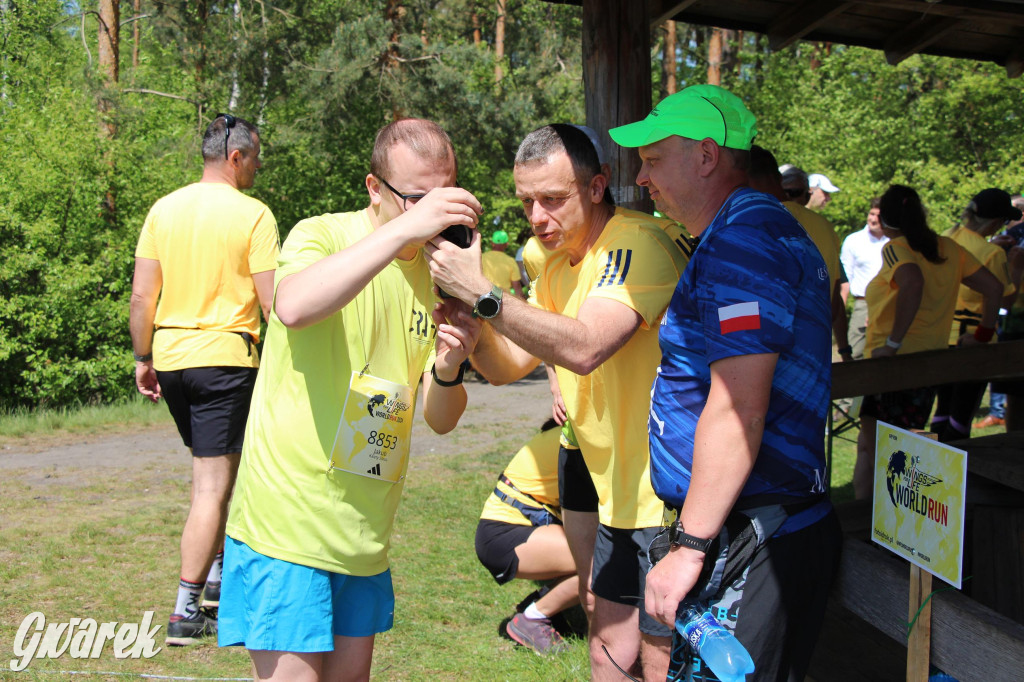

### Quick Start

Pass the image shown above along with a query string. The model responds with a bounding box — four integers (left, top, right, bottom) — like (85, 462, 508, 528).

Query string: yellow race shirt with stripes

(865, 235, 982, 356)
(528, 207, 692, 528)
(945, 225, 1015, 344)
(480, 427, 561, 527)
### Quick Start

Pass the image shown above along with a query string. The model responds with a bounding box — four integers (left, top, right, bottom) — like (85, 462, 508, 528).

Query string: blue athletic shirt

(648, 187, 833, 535)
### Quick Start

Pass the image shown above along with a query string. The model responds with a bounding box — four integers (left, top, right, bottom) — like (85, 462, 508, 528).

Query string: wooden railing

(826, 339, 1024, 681)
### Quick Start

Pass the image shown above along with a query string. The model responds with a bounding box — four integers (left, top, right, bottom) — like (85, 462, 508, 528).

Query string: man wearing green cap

(481, 229, 525, 298)
(610, 85, 842, 682)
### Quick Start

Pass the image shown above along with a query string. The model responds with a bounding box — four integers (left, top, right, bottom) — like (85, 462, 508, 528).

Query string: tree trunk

(228, 0, 241, 111)
(193, 1, 208, 87)
(660, 19, 676, 99)
(98, 0, 119, 95)
(707, 27, 722, 85)
(471, 11, 481, 46)
(494, 0, 506, 85)
(385, 0, 405, 120)
(720, 28, 738, 83)
(132, 0, 140, 69)
(98, 0, 119, 223)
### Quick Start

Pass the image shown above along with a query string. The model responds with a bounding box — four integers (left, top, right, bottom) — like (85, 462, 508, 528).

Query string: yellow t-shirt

(529, 207, 690, 528)
(226, 208, 439, 576)
(480, 427, 561, 526)
(135, 182, 279, 370)
(865, 235, 982, 356)
(481, 249, 521, 291)
(784, 201, 841, 294)
(522, 236, 547, 285)
(946, 226, 1014, 343)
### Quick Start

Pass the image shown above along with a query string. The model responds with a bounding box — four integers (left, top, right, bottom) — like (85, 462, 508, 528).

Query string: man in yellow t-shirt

(746, 146, 850, 360)
(219, 119, 483, 679)
(481, 229, 525, 297)
(933, 188, 1020, 440)
(130, 114, 278, 646)
(428, 124, 691, 680)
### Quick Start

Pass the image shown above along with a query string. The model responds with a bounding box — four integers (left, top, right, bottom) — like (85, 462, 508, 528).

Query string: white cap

(808, 173, 840, 193)
(572, 124, 608, 166)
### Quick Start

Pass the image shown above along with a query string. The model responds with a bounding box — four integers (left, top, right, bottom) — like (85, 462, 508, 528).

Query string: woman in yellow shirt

(853, 185, 1003, 499)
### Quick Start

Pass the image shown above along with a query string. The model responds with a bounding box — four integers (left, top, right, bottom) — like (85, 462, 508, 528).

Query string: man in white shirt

(839, 198, 889, 359)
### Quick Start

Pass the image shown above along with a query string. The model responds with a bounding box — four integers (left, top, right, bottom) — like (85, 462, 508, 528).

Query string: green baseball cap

(492, 229, 509, 244)
(609, 85, 757, 150)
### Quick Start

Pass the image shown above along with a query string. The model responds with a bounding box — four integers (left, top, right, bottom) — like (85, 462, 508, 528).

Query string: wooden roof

(548, 0, 1024, 77)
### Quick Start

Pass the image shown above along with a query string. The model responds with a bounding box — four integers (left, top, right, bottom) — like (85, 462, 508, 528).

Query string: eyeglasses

(377, 176, 427, 211)
(216, 113, 236, 160)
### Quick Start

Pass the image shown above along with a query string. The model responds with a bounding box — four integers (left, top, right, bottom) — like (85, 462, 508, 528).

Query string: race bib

(328, 371, 414, 483)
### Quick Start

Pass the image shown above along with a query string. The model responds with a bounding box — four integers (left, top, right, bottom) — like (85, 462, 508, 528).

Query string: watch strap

(430, 362, 465, 387)
(133, 352, 153, 362)
(669, 523, 714, 554)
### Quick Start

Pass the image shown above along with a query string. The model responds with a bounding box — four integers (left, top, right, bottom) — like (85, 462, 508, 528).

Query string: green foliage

(4, 3, 1024, 410)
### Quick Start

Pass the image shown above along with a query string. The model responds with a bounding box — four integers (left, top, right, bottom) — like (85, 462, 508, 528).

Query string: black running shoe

(165, 607, 217, 646)
(202, 581, 220, 608)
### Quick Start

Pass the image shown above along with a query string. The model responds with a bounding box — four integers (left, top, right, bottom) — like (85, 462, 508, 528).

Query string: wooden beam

(648, 0, 698, 30)
(835, 537, 1024, 681)
(831, 340, 1024, 399)
(850, 0, 1024, 25)
(583, 0, 653, 213)
(884, 15, 965, 66)
(767, 0, 854, 52)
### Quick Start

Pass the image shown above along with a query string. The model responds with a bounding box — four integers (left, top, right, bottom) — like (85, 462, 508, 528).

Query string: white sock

(174, 578, 204, 617)
(206, 551, 223, 584)
(524, 602, 548, 620)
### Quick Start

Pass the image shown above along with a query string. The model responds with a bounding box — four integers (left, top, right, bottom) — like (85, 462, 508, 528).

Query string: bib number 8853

(367, 430, 398, 450)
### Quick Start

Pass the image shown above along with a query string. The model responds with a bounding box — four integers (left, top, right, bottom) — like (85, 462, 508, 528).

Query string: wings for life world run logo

(886, 449, 949, 527)
(367, 393, 408, 424)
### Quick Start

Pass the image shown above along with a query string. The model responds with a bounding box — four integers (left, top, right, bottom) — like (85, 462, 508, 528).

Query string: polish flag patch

(718, 301, 761, 334)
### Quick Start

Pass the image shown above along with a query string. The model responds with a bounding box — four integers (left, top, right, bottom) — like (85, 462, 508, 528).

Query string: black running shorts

(157, 366, 257, 457)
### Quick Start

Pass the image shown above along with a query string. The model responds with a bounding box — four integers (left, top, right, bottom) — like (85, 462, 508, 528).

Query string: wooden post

(907, 566, 932, 682)
(906, 429, 938, 682)
(582, 0, 653, 213)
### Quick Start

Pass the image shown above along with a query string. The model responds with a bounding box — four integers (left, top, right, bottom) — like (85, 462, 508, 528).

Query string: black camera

(437, 225, 472, 298)
(439, 224, 472, 248)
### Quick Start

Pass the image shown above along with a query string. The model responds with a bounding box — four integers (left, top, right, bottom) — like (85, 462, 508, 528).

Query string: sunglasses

(216, 112, 237, 160)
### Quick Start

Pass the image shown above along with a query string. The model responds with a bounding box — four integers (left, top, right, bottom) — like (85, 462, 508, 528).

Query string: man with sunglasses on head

(218, 118, 482, 682)
(131, 114, 278, 646)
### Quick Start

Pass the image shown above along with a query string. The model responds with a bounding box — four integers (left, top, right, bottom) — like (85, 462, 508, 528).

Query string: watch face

(477, 295, 500, 318)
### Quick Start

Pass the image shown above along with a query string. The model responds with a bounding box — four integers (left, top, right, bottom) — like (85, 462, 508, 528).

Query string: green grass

(0, 396, 172, 439)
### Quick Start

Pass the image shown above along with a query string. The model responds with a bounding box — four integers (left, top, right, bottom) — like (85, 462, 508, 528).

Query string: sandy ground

(0, 367, 553, 478)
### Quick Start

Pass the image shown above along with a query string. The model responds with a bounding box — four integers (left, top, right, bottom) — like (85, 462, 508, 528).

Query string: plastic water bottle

(675, 603, 755, 682)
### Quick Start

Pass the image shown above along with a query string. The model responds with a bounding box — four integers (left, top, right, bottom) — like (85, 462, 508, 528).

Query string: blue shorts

(218, 537, 395, 652)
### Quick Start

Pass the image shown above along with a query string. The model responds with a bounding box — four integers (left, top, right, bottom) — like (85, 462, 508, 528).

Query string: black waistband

(156, 327, 255, 357)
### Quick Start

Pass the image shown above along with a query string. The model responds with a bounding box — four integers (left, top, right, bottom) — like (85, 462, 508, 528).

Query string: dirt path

(0, 368, 553, 479)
